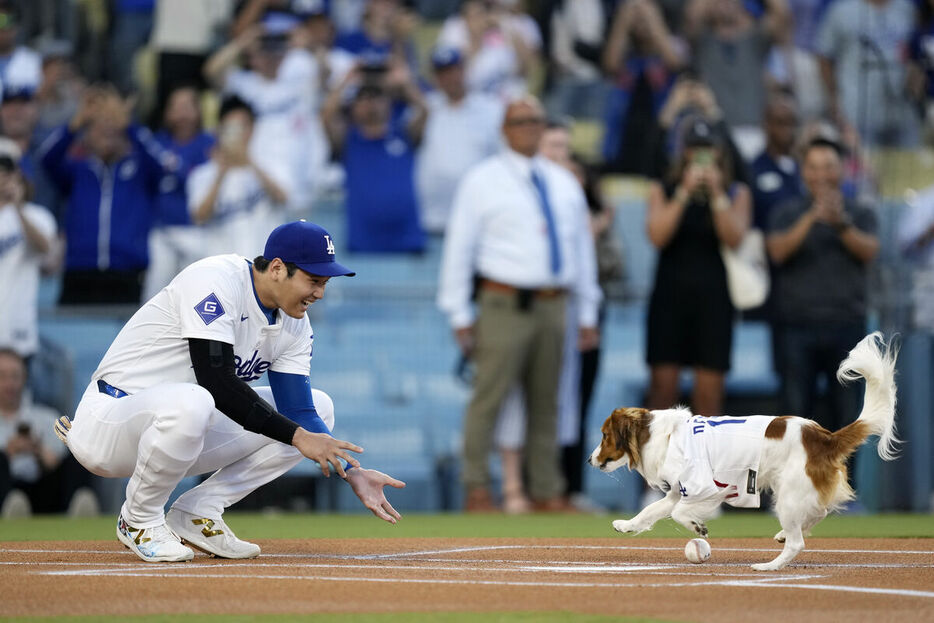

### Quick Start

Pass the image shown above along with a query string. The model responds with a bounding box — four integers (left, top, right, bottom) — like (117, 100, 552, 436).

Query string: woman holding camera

(644, 118, 751, 417)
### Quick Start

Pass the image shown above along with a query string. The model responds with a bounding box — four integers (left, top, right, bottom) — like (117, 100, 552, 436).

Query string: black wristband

(258, 409, 300, 446)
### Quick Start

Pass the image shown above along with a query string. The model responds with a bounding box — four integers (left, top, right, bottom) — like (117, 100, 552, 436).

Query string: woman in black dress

(645, 118, 751, 416)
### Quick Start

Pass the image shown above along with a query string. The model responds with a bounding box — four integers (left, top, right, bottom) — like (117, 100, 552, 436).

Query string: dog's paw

(612, 519, 637, 534)
(692, 522, 708, 537)
(751, 561, 786, 572)
(773, 530, 786, 543)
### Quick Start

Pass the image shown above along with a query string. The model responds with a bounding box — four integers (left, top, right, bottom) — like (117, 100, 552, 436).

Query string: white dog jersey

(659, 415, 774, 508)
(92, 254, 313, 394)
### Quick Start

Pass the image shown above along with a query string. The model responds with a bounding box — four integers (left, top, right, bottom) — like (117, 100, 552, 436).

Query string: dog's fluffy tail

(835, 332, 899, 461)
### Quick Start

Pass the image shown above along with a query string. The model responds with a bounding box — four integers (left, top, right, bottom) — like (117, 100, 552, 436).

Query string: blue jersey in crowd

(749, 151, 802, 231)
(153, 130, 214, 227)
(343, 118, 425, 253)
(39, 124, 170, 271)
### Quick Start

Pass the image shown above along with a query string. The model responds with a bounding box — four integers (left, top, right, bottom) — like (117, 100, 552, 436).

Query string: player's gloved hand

(292, 428, 362, 478)
(345, 467, 406, 524)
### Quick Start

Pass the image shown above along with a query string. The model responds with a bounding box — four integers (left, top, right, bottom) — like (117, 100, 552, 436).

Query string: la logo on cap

(324, 235, 335, 255)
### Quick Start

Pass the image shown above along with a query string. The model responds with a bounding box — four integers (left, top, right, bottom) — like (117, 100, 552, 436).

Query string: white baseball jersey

(659, 415, 774, 508)
(0, 202, 57, 356)
(186, 161, 281, 258)
(92, 254, 313, 394)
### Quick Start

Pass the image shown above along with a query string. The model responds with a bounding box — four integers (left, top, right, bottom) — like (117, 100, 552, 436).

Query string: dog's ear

(610, 408, 652, 468)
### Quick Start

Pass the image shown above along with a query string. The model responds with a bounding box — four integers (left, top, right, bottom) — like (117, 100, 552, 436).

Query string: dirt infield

(2, 537, 933, 622)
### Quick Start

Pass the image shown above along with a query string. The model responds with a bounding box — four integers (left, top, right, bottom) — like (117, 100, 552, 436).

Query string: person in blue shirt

(142, 83, 215, 301)
(38, 84, 172, 305)
(321, 59, 427, 253)
(749, 93, 802, 232)
(746, 92, 803, 367)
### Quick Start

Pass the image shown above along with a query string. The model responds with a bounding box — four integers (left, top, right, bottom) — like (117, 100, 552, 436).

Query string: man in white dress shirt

(438, 95, 601, 512)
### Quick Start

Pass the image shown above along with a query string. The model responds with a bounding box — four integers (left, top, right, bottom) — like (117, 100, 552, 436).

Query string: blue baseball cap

(264, 220, 355, 277)
(2, 84, 34, 103)
(262, 11, 301, 36)
(431, 46, 462, 70)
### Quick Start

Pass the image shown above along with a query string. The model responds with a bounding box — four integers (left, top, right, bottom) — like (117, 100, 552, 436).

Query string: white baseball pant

(67, 381, 334, 528)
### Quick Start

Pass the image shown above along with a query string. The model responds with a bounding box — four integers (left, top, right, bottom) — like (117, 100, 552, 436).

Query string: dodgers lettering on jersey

(235, 350, 272, 382)
(90, 255, 314, 395)
(0, 232, 23, 257)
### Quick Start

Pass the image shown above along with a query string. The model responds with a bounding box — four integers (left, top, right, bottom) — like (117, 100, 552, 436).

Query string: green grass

(0, 615, 674, 623)
(1, 511, 933, 542)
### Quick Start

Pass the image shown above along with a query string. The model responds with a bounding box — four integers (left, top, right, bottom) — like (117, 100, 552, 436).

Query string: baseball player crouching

(55, 220, 405, 562)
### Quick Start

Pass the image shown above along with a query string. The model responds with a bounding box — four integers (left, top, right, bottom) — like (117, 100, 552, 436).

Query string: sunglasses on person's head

(505, 116, 546, 127)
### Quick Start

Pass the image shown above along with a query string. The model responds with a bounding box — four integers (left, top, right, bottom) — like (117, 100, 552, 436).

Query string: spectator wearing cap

(437, 95, 601, 512)
(684, 0, 791, 159)
(0, 153, 55, 359)
(766, 138, 879, 432)
(205, 12, 326, 214)
(0, 85, 41, 184)
(186, 96, 288, 259)
(142, 84, 216, 301)
(417, 46, 502, 236)
(0, 2, 41, 95)
(38, 85, 173, 305)
(645, 118, 751, 417)
(321, 58, 427, 253)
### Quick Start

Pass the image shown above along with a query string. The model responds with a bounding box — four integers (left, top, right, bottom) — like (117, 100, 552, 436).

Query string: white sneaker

(116, 514, 194, 562)
(166, 508, 261, 559)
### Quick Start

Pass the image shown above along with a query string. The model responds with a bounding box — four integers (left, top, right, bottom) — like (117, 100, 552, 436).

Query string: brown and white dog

(589, 332, 899, 570)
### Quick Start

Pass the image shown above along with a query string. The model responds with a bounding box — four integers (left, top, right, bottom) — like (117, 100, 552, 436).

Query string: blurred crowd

(2, 0, 934, 517)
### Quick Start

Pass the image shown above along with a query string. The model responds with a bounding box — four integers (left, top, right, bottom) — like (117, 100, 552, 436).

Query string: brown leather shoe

(464, 488, 498, 512)
(531, 496, 579, 513)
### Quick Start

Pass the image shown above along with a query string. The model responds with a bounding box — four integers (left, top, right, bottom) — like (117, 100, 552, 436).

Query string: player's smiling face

(279, 269, 330, 318)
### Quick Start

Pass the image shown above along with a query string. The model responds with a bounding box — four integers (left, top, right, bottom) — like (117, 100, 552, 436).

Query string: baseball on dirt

(684, 538, 711, 564)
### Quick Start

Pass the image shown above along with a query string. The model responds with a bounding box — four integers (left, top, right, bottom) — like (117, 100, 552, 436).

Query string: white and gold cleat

(116, 514, 193, 562)
(166, 508, 260, 559)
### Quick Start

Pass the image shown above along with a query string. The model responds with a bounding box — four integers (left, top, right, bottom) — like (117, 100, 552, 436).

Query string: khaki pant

(462, 288, 566, 500)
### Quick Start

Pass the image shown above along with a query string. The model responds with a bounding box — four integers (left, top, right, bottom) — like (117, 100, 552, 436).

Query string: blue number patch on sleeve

(194, 293, 226, 325)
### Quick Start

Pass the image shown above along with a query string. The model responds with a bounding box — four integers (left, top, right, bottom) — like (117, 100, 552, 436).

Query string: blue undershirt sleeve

(267, 370, 331, 435)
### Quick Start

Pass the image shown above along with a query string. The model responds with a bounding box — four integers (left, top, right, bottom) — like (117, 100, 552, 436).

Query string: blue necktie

(530, 168, 562, 275)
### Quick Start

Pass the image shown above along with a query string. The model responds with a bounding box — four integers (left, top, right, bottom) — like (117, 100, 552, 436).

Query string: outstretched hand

(345, 467, 406, 524)
(292, 428, 362, 478)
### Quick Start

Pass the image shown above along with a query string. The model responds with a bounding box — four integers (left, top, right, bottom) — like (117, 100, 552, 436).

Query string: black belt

(97, 379, 128, 398)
